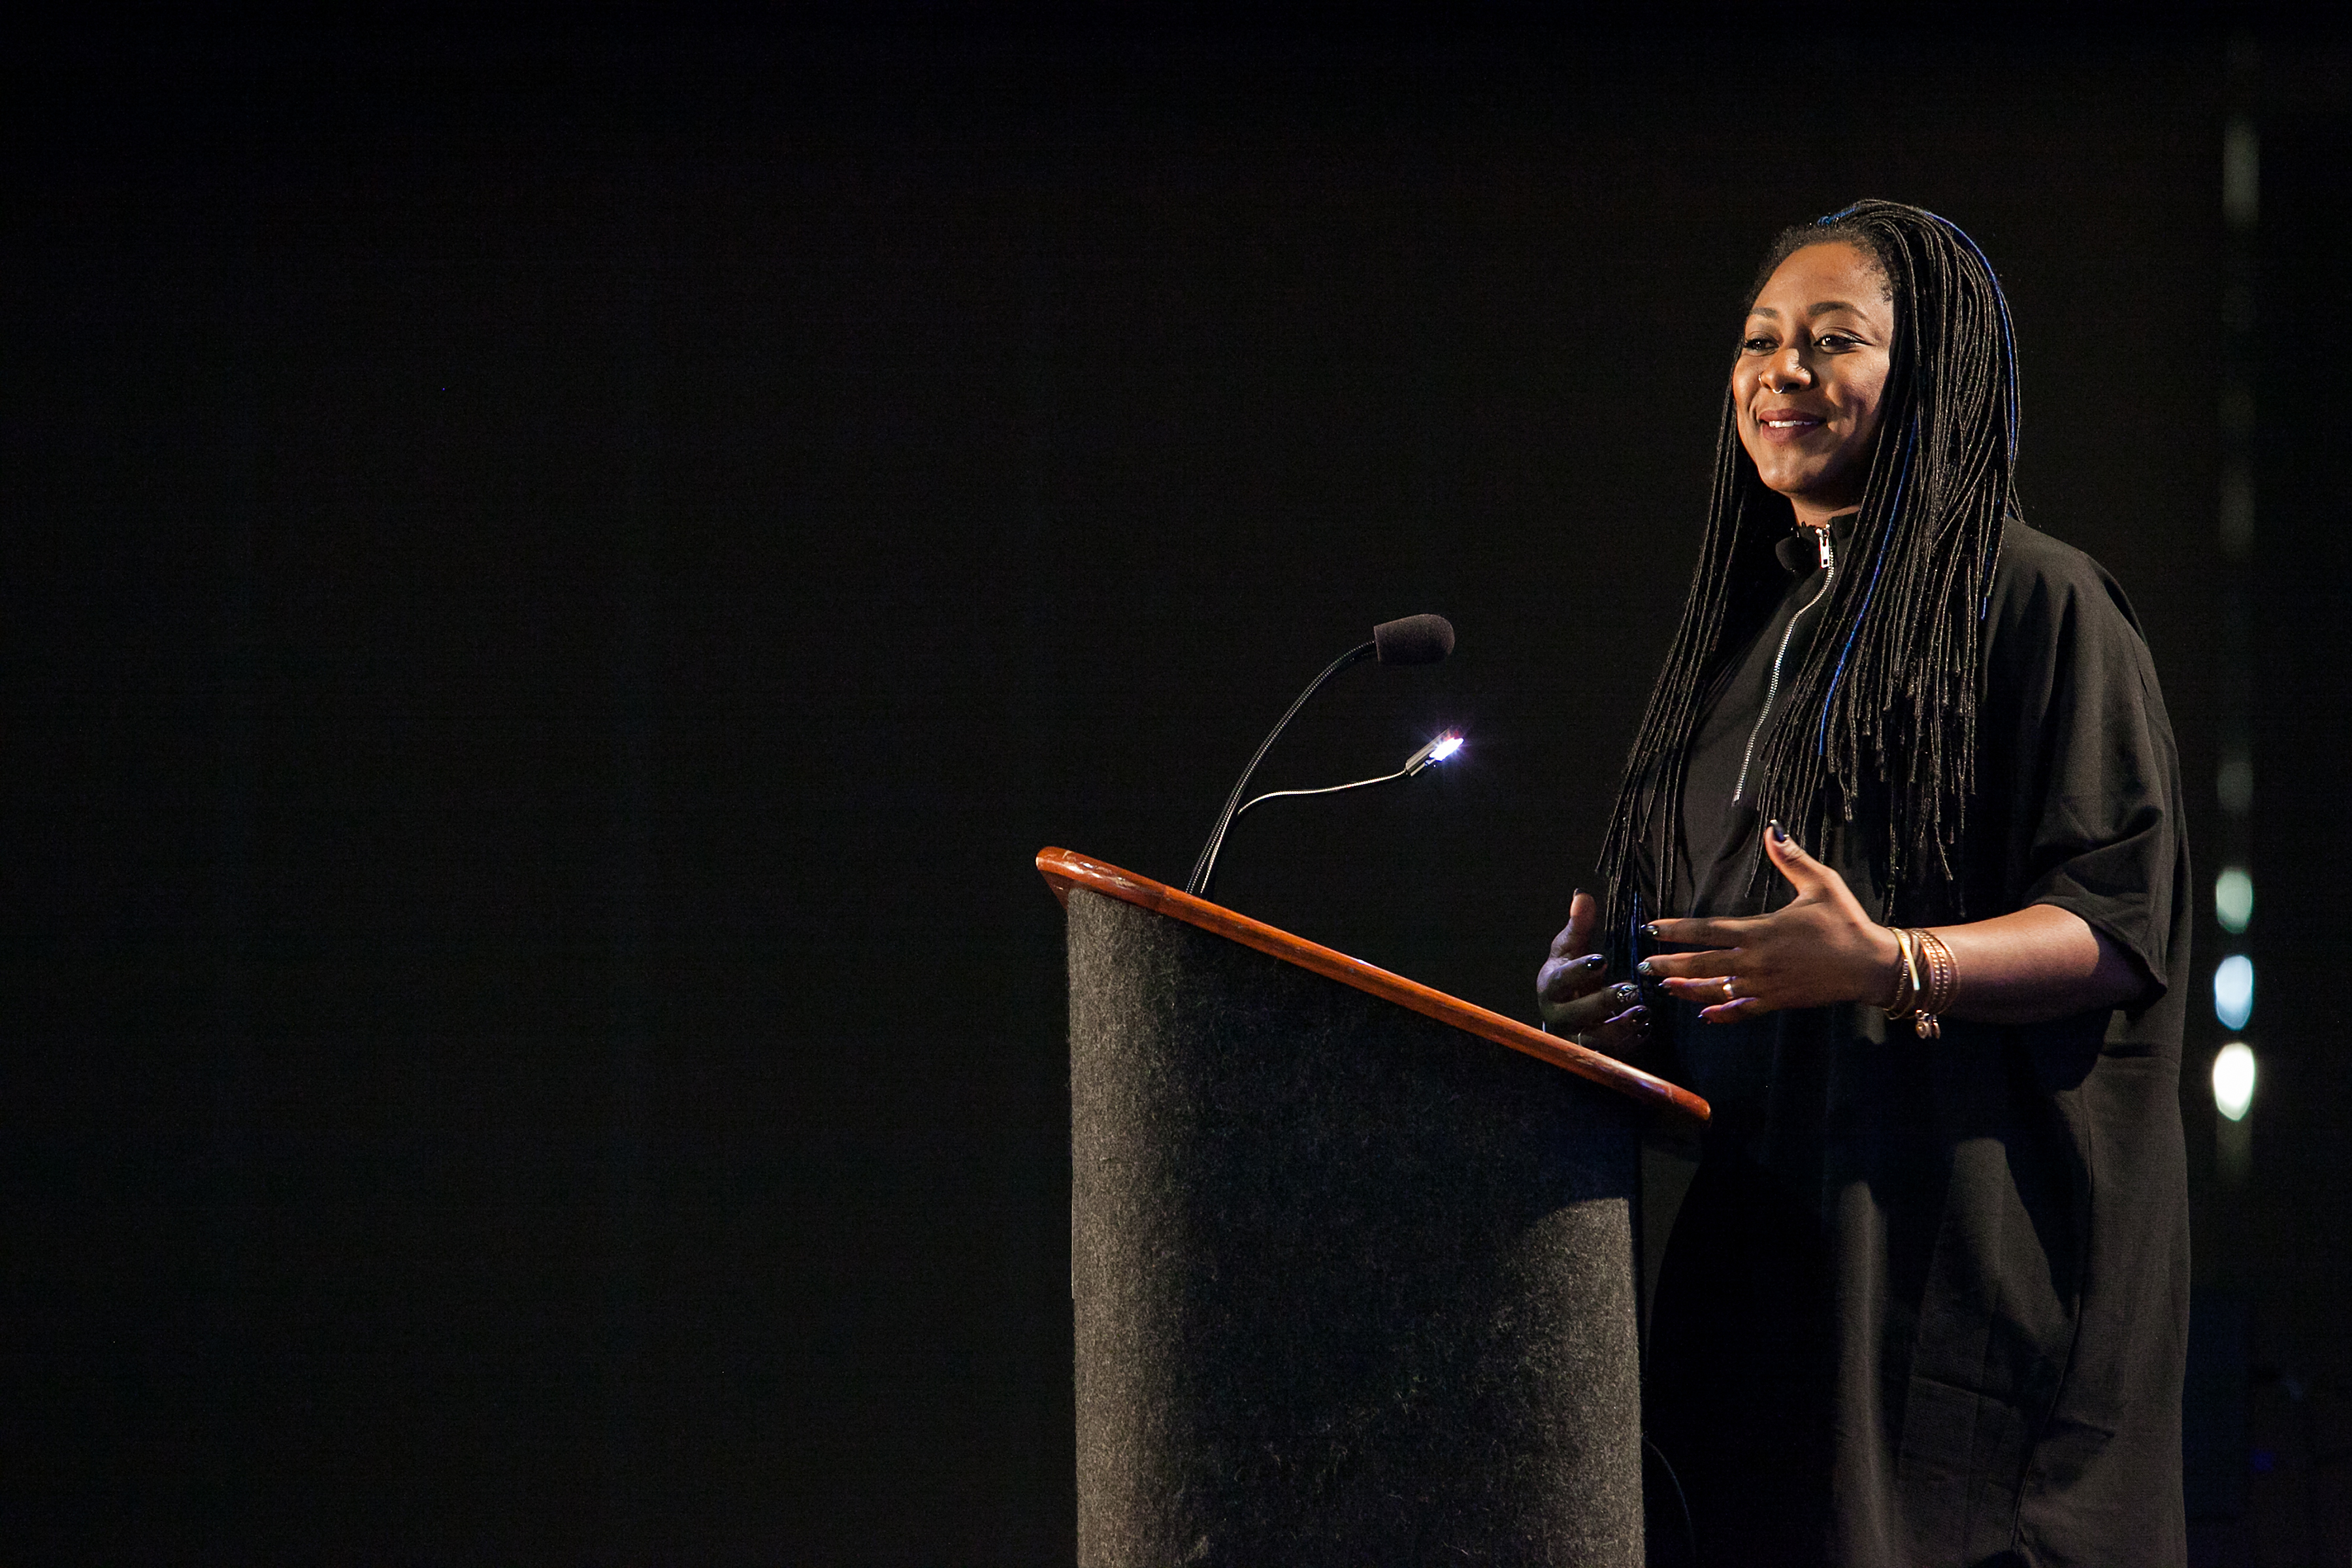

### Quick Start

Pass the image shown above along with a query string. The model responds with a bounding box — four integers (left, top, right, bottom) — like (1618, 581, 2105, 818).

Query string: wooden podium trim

(1039, 847, 1708, 1124)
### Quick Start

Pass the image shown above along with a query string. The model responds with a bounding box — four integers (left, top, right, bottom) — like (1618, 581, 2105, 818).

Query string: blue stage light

(2213, 956, 2254, 1031)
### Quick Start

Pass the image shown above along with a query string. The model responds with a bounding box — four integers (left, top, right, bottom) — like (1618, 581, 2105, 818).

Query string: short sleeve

(1976, 530, 2189, 1005)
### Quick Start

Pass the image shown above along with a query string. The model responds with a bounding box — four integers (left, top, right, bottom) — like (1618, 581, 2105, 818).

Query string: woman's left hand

(1641, 823, 1900, 1022)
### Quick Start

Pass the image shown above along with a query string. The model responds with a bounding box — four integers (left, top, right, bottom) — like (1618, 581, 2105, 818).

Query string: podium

(1041, 849, 1708, 1566)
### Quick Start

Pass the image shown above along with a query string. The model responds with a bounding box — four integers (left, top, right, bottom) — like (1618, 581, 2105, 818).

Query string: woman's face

(1732, 242, 1894, 526)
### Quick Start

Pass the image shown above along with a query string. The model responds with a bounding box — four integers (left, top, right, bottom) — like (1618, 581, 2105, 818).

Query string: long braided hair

(1595, 200, 2021, 938)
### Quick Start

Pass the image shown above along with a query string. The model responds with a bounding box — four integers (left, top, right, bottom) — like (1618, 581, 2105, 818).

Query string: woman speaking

(1538, 201, 2191, 1564)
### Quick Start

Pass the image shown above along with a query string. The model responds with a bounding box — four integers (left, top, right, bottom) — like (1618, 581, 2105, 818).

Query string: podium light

(2213, 1042, 2256, 1121)
(2214, 955, 2254, 1030)
(1404, 732, 1465, 774)
(1235, 730, 1467, 821)
(1192, 708, 1466, 899)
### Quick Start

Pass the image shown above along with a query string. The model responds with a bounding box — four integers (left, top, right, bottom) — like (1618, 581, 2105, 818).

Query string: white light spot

(2215, 867, 2254, 934)
(1428, 734, 1464, 763)
(2214, 955, 2254, 1030)
(2213, 1042, 2257, 1122)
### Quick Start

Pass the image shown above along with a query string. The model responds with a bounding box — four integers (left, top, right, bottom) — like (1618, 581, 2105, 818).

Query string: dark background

(7, 13, 2348, 1563)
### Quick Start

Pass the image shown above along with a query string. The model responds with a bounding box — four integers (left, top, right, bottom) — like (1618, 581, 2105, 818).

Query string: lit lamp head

(1403, 732, 1465, 776)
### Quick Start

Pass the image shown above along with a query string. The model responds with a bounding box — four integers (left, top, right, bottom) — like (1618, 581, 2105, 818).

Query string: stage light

(2213, 955, 2254, 1030)
(2213, 1042, 2256, 1122)
(2215, 866, 2253, 934)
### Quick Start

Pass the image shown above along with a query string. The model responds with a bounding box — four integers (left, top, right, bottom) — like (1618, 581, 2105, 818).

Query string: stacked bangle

(1882, 926, 1958, 1039)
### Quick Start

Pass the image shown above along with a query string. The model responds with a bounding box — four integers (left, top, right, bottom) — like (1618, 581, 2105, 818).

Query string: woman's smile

(1754, 405, 1831, 440)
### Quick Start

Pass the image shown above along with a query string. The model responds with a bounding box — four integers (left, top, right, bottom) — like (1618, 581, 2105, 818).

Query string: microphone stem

(1185, 641, 1376, 899)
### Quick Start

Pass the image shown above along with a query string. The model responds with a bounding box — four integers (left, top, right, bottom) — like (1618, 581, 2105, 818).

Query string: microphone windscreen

(1373, 613, 1455, 666)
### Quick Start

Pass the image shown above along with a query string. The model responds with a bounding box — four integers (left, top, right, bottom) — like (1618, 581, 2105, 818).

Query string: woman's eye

(1817, 334, 1857, 351)
(1741, 336, 1776, 353)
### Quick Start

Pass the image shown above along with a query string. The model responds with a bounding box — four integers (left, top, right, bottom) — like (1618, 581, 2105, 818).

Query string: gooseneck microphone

(1184, 614, 1456, 900)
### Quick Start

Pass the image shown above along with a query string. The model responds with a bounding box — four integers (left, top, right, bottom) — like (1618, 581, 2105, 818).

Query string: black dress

(1634, 518, 2191, 1566)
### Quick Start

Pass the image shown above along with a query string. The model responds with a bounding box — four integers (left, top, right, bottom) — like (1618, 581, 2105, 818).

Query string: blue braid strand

(1818, 421, 1916, 755)
(1924, 210, 2021, 463)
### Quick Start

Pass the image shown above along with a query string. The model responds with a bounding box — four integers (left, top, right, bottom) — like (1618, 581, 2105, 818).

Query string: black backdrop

(8, 16, 2349, 1563)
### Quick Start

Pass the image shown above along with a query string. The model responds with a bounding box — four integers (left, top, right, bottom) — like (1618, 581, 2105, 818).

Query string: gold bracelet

(1897, 927, 1925, 1016)
(1880, 927, 1912, 1012)
(1881, 926, 1956, 1039)
(1906, 928, 1951, 1038)
(1916, 928, 1958, 1026)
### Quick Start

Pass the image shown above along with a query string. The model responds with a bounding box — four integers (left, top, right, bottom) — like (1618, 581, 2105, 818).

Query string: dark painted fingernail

(1612, 983, 1639, 1004)
(1640, 921, 1659, 938)
(1580, 953, 1607, 970)
(1636, 958, 1656, 977)
(1630, 1005, 1648, 1021)
(1769, 819, 1788, 843)
(1572, 886, 1586, 903)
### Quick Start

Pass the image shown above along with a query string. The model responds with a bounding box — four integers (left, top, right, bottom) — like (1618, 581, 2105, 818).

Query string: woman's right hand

(1536, 889, 1648, 1056)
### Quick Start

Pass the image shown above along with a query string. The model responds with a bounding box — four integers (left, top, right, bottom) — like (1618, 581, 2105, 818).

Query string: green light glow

(2215, 866, 2253, 934)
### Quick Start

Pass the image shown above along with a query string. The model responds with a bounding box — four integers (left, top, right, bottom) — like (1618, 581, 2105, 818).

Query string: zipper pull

(1811, 525, 1835, 572)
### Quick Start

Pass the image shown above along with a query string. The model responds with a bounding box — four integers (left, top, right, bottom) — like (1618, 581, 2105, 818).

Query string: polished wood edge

(1037, 846, 1710, 1124)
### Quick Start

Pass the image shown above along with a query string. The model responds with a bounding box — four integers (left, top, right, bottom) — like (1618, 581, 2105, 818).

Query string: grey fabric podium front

(1041, 849, 1710, 1567)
